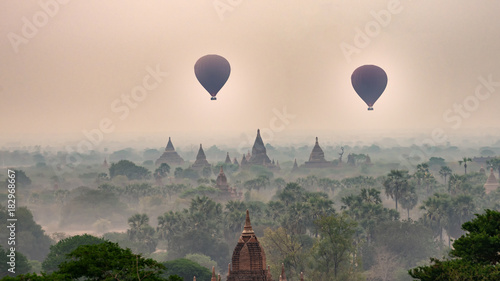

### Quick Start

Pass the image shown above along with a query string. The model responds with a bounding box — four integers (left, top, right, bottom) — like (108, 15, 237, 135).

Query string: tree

(438, 166, 452, 184)
(383, 170, 410, 211)
(109, 160, 151, 180)
(342, 189, 399, 244)
(0, 206, 52, 261)
(420, 193, 451, 244)
(487, 157, 500, 178)
(56, 241, 168, 280)
(399, 185, 418, 220)
(409, 209, 500, 281)
(428, 157, 446, 168)
(0, 246, 32, 277)
(154, 163, 170, 185)
(458, 157, 472, 174)
(415, 163, 430, 185)
(127, 214, 157, 254)
(60, 189, 127, 226)
(5, 170, 31, 187)
(162, 258, 212, 281)
(42, 234, 105, 273)
(260, 227, 309, 279)
(310, 214, 358, 280)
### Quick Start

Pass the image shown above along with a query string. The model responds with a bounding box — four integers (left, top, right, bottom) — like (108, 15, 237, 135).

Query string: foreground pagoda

(227, 210, 273, 281)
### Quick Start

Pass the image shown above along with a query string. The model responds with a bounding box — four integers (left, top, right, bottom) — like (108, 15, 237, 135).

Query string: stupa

(192, 144, 211, 169)
(227, 210, 274, 281)
(484, 168, 499, 194)
(215, 166, 241, 199)
(225, 152, 232, 164)
(303, 137, 333, 168)
(155, 137, 185, 166)
(243, 129, 279, 170)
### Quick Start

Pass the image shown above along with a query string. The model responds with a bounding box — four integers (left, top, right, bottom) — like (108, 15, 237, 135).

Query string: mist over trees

(0, 142, 499, 280)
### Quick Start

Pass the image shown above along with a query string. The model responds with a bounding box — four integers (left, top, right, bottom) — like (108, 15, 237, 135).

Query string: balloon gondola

(351, 65, 388, 110)
(194, 54, 231, 100)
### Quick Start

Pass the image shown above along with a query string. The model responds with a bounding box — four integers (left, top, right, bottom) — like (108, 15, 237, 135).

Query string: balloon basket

(367, 107, 374, 111)
(211, 97, 217, 100)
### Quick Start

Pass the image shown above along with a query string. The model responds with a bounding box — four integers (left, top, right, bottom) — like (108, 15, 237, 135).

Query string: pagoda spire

(281, 263, 287, 281)
(242, 209, 254, 234)
(211, 266, 216, 281)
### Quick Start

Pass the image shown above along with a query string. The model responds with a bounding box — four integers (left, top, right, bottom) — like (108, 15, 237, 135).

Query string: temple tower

(484, 168, 499, 194)
(227, 210, 273, 281)
(303, 137, 333, 168)
(155, 137, 185, 166)
(192, 144, 211, 169)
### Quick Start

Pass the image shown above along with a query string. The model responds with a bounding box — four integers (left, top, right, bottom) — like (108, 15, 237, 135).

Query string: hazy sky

(2, 0, 500, 148)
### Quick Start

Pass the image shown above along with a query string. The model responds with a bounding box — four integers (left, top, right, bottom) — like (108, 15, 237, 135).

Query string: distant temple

(225, 152, 232, 164)
(291, 159, 299, 173)
(155, 137, 185, 166)
(480, 165, 486, 175)
(484, 168, 499, 194)
(473, 156, 495, 165)
(241, 154, 248, 166)
(233, 157, 239, 166)
(192, 144, 211, 169)
(215, 166, 241, 199)
(242, 129, 279, 170)
(102, 158, 108, 169)
(303, 137, 334, 168)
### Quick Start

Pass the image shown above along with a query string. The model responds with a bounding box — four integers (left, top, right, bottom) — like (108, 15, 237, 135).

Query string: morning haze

(1, 0, 499, 149)
(2, 1, 500, 280)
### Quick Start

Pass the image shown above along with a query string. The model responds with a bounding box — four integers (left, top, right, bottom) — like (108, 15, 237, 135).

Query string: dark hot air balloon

(194, 54, 231, 100)
(351, 65, 388, 110)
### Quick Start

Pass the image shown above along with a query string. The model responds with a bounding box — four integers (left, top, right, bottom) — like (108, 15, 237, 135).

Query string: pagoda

(215, 166, 241, 199)
(155, 137, 185, 166)
(192, 144, 211, 169)
(291, 159, 299, 173)
(303, 137, 333, 168)
(484, 168, 499, 194)
(225, 152, 233, 164)
(243, 129, 278, 170)
(227, 210, 274, 281)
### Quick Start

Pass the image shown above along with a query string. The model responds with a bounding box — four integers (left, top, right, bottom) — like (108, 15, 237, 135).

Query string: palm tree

(421, 194, 451, 245)
(127, 213, 149, 241)
(415, 163, 430, 185)
(439, 166, 452, 184)
(154, 163, 170, 185)
(383, 170, 410, 211)
(399, 185, 418, 220)
(458, 157, 472, 174)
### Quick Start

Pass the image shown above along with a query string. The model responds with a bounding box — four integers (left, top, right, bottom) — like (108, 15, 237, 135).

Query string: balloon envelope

(351, 65, 387, 110)
(194, 55, 231, 100)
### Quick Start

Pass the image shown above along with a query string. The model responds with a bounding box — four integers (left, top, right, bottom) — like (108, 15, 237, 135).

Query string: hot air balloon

(351, 65, 388, 110)
(194, 54, 231, 100)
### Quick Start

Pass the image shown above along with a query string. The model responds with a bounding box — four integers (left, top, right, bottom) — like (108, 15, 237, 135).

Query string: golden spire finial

(242, 209, 254, 234)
